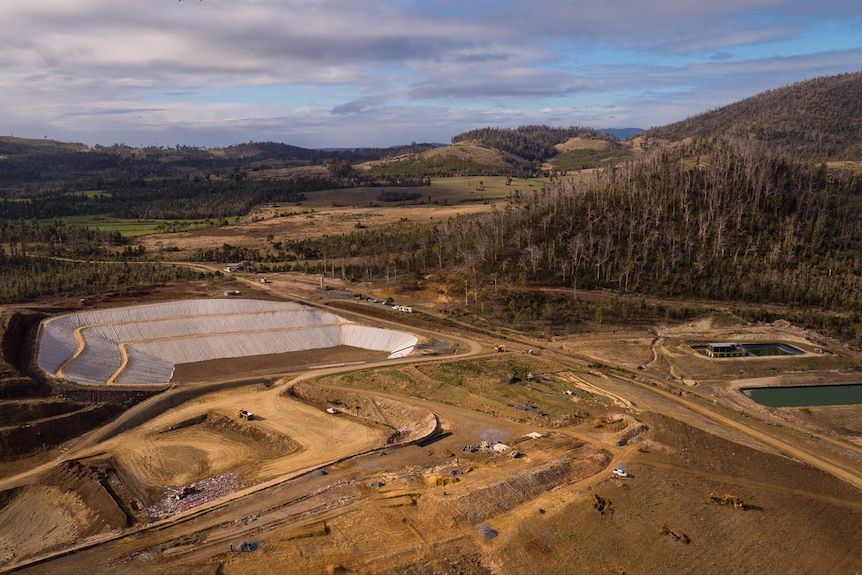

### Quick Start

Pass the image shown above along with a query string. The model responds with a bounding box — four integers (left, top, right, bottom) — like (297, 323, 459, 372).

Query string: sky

(2, 1, 861, 149)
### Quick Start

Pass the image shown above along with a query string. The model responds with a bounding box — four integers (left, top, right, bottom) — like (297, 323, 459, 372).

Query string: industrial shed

(705, 342, 746, 357)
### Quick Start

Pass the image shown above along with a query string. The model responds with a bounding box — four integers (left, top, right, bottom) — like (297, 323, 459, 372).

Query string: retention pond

(743, 384, 862, 407)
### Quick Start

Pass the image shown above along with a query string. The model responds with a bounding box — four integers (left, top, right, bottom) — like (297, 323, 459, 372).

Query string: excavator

(592, 493, 611, 514)
(724, 493, 744, 509)
(709, 492, 744, 509)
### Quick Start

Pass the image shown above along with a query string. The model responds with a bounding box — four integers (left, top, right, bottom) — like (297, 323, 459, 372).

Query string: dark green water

(744, 384, 862, 407)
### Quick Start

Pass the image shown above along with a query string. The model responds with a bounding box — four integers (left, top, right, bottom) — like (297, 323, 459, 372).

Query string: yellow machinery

(709, 492, 744, 509)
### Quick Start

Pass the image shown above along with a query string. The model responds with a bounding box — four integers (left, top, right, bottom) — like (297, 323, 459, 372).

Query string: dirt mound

(0, 486, 83, 566)
(451, 446, 611, 524)
(42, 461, 129, 534)
(592, 413, 649, 446)
(202, 413, 296, 456)
(289, 381, 438, 445)
(0, 460, 129, 567)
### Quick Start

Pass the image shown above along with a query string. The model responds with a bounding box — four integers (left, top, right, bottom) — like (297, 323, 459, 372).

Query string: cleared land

(1, 241, 862, 574)
(135, 175, 544, 257)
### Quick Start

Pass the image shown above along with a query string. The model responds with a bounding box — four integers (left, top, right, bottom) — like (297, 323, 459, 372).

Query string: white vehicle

(326, 407, 337, 414)
(612, 468, 629, 478)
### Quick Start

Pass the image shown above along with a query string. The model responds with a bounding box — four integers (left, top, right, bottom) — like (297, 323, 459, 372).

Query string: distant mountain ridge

(598, 128, 642, 140)
(3, 70, 862, 179)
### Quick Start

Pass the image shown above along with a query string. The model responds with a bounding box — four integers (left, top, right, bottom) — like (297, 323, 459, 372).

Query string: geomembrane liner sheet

(36, 299, 418, 384)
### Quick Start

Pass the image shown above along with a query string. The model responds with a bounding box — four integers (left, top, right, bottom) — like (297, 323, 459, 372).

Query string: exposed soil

(171, 345, 389, 383)
(0, 277, 861, 575)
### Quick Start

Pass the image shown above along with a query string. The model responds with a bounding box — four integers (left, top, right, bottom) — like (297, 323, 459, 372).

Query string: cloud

(411, 68, 595, 100)
(330, 96, 387, 116)
(1, 1, 860, 147)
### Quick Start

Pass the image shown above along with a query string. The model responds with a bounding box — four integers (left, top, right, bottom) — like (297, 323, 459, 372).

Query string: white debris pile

(462, 441, 510, 454)
(147, 472, 240, 519)
(36, 299, 419, 385)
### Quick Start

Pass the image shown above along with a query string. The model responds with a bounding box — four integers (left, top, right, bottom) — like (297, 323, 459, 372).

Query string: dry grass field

(137, 176, 526, 258)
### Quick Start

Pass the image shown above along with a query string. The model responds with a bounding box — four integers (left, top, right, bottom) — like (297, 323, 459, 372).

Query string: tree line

(0, 177, 317, 220)
(255, 137, 862, 335)
(0, 218, 203, 303)
(452, 125, 620, 162)
(0, 256, 203, 304)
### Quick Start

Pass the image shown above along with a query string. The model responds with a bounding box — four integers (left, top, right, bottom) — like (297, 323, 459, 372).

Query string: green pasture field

(299, 176, 549, 208)
(551, 147, 630, 171)
(2, 190, 111, 201)
(76, 190, 112, 199)
(428, 176, 548, 199)
(46, 215, 211, 237)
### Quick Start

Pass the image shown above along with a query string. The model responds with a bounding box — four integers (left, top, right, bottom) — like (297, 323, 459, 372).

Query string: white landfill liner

(36, 299, 418, 385)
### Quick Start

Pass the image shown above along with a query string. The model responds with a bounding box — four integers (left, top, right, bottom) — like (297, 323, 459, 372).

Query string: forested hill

(0, 137, 437, 193)
(490, 138, 862, 309)
(451, 126, 618, 162)
(642, 71, 862, 161)
(301, 137, 862, 315)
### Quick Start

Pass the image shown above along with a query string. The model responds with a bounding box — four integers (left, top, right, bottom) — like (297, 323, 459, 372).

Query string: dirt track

(1, 276, 862, 574)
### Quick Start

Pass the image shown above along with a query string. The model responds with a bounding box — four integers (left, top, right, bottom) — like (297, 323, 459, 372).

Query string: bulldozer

(235, 409, 254, 421)
(494, 344, 507, 352)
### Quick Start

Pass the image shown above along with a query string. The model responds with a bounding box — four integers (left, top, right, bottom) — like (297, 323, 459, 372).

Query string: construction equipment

(659, 524, 691, 544)
(494, 344, 507, 352)
(592, 493, 611, 514)
(173, 484, 197, 500)
(235, 409, 254, 420)
(709, 492, 744, 509)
